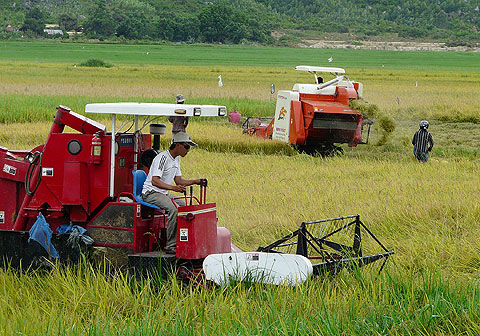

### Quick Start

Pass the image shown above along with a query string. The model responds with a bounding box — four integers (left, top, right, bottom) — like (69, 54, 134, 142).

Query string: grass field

(2, 41, 480, 70)
(1, 41, 480, 335)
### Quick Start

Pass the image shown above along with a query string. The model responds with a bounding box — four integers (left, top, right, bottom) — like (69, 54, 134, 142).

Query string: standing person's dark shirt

(412, 129, 434, 153)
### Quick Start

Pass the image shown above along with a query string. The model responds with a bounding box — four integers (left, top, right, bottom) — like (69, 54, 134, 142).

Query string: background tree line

(257, 0, 480, 42)
(0, 0, 479, 44)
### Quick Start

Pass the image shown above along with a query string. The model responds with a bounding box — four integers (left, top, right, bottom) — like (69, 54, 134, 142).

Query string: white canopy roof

(295, 66, 345, 74)
(85, 102, 226, 117)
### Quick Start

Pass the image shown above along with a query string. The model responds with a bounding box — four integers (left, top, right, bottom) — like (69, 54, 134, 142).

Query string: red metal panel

(134, 217, 152, 253)
(349, 115, 363, 147)
(302, 101, 316, 130)
(23, 134, 98, 228)
(335, 87, 357, 105)
(0, 179, 19, 230)
(302, 101, 360, 115)
(0, 157, 29, 184)
(299, 93, 335, 102)
(0, 149, 29, 230)
(176, 203, 217, 259)
(67, 206, 88, 222)
(149, 213, 166, 250)
(62, 162, 88, 206)
(288, 100, 306, 145)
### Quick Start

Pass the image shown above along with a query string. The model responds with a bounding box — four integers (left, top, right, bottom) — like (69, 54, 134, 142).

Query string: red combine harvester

(0, 103, 392, 285)
(244, 66, 373, 155)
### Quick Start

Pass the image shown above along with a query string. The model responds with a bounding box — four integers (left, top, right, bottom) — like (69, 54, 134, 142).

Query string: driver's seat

(132, 170, 161, 210)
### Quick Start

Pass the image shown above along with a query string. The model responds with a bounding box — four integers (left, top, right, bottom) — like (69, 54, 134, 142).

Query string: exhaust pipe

(149, 123, 166, 151)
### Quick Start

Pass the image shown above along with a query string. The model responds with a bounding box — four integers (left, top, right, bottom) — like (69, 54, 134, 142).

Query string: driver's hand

(172, 185, 186, 193)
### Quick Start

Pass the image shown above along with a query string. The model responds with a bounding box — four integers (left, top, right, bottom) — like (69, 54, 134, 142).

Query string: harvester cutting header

(244, 66, 372, 155)
(0, 102, 391, 285)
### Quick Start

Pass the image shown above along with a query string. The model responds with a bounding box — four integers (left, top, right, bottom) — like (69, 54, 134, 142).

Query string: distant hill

(1, 0, 479, 44)
(260, 0, 480, 43)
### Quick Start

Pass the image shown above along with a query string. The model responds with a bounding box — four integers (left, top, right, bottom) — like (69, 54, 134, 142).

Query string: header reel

(257, 215, 394, 277)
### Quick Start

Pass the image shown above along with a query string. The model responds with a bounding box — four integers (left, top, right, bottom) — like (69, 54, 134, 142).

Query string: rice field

(1, 41, 480, 335)
(2, 265, 480, 335)
(1, 64, 480, 126)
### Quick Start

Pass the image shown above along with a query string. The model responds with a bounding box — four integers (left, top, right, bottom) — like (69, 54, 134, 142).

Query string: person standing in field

(412, 120, 434, 162)
(169, 94, 188, 134)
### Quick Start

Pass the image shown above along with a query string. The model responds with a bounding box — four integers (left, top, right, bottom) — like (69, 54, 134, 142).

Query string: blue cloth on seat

(28, 214, 59, 259)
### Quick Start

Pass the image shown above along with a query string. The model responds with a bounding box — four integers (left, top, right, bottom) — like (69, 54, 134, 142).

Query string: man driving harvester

(141, 132, 204, 254)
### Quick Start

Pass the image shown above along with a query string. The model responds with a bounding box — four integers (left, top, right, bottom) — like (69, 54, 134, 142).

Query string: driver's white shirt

(142, 150, 182, 195)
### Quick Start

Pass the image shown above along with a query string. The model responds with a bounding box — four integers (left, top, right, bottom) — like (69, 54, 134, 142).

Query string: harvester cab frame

(84, 102, 227, 198)
(244, 65, 372, 156)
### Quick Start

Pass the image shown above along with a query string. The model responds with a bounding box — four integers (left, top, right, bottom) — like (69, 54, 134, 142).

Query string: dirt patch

(299, 40, 480, 52)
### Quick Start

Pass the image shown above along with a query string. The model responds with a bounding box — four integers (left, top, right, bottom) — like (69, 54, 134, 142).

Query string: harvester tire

(296, 144, 344, 157)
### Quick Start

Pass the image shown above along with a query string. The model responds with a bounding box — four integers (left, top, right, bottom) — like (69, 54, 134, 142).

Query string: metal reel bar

(257, 215, 394, 276)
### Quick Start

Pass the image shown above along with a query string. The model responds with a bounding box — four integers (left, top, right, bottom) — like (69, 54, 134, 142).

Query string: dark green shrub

(79, 58, 113, 68)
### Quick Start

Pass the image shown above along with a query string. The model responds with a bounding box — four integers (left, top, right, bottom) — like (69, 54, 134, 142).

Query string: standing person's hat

(172, 132, 197, 147)
(176, 94, 185, 103)
(419, 120, 429, 129)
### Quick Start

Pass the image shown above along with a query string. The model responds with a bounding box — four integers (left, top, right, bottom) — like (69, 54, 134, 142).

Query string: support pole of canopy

(134, 116, 138, 170)
(110, 114, 116, 198)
